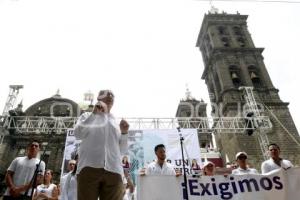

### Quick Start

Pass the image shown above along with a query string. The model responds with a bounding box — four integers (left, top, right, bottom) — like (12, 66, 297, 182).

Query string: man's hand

(37, 192, 49, 199)
(93, 101, 107, 114)
(9, 186, 24, 198)
(175, 169, 182, 177)
(120, 119, 129, 134)
(139, 168, 146, 176)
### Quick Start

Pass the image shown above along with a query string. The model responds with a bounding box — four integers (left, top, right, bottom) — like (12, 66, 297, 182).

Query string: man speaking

(74, 90, 129, 200)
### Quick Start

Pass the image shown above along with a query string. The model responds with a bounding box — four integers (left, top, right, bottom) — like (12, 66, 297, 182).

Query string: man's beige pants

(77, 167, 124, 200)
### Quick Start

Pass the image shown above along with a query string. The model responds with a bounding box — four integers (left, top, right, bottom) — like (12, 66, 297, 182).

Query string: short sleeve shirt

(4, 156, 45, 196)
(232, 167, 259, 175)
(261, 158, 293, 174)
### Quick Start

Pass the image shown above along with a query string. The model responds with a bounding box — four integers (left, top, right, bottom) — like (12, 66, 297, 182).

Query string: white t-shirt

(145, 161, 176, 175)
(74, 112, 128, 176)
(35, 183, 57, 200)
(232, 167, 259, 175)
(261, 158, 293, 174)
(4, 156, 46, 196)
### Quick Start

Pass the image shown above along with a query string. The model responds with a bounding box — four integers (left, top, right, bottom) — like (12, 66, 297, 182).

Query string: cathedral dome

(25, 92, 80, 117)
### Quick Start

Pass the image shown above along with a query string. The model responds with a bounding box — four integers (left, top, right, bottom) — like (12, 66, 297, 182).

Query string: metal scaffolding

(240, 86, 270, 159)
(0, 86, 272, 158)
(1, 85, 23, 117)
(0, 115, 272, 134)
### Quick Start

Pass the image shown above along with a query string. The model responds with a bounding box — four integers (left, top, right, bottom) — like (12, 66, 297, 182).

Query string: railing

(0, 115, 272, 134)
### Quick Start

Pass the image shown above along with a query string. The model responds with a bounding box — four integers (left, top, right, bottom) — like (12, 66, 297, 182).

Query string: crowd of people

(2, 89, 296, 200)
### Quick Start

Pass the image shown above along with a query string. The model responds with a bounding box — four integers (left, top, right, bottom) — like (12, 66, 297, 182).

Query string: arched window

(233, 26, 242, 36)
(221, 37, 230, 47)
(248, 65, 262, 88)
(229, 65, 241, 88)
(237, 37, 246, 47)
(218, 26, 228, 35)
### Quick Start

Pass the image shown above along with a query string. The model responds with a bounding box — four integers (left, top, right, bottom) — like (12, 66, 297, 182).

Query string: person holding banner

(141, 144, 178, 176)
(232, 152, 259, 175)
(202, 161, 215, 176)
(191, 159, 201, 175)
(4, 140, 46, 200)
(261, 143, 293, 174)
(74, 90, 129, 200)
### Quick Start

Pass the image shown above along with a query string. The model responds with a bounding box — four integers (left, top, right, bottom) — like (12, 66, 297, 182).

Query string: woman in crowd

(33, 169, 59, 200)
(202, 161, 215, 176)
(191, 159, 201, 175)
(122, 156, 130, 169)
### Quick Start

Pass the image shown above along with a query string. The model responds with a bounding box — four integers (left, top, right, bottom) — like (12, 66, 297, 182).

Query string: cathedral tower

(196, 12, 300, 168)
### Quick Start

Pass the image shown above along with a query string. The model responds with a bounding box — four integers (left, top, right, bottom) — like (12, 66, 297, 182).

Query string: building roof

(25, 93, 80, 117)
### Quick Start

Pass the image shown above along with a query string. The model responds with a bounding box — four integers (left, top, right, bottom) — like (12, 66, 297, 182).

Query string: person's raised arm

(74, 112, 96, 140)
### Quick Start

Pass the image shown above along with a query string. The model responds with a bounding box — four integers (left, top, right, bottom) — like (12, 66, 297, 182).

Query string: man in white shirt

(60, 159, 76, 200)
(141, 144, 177, 176)
(74, 90, 129, 200)
(261, 143, 293, 174)
(232, 152, 259, 175)
(4, 140, 45, 200)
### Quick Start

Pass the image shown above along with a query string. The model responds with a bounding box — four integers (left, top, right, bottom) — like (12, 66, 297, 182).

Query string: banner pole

(177, 127, 189, 200)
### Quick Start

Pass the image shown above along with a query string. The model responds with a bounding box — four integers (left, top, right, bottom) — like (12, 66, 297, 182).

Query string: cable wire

(262, 102, 300, 148)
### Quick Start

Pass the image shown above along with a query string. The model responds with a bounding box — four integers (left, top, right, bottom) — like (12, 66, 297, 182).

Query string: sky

(0, 0, 300, 131)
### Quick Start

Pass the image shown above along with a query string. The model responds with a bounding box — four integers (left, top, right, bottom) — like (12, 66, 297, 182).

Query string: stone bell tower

(196, 11, 300, 169)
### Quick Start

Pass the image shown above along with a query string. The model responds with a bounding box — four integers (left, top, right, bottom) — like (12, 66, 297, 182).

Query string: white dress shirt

(145, 161, 176, 175)
(61, 172, 77, 200)
(74, 112, 128, 176)
(261, 158, 293, 174)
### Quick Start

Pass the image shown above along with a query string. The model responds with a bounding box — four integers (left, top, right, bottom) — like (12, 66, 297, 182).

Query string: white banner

(137, 167, 300, 200)
(141, 129, 201, 171)
(61, 129, 81, 176)
(60, 128, 200, 182)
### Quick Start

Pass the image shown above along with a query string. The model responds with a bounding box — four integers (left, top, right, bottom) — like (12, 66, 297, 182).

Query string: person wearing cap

(232, 152, 258, 175)
(261, 143, 293, 174)
(74, 90, 129, 200)
(202, 161, 215, 176)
